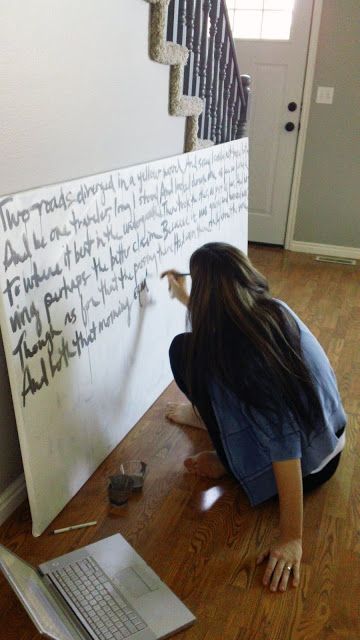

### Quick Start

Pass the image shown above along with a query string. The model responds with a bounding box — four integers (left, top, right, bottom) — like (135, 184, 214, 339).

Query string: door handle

(285, 122, 295, 132)
(288, 101, 297, 111)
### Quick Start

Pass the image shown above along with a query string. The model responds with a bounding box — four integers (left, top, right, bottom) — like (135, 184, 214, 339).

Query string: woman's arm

(273, 458, 303, 540)
(256, 458, 303, 592)
(161, 270, 189, 306)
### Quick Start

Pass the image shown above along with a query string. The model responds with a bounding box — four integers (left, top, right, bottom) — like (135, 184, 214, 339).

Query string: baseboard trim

(289, 241, 360, 260)
(0, 474, 27, 526)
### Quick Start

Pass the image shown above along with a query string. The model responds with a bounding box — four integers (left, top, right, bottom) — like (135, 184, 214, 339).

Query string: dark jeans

(302, 429, 344, 492)
(169, 333, 344, 493)
(169, 333, 231, 471)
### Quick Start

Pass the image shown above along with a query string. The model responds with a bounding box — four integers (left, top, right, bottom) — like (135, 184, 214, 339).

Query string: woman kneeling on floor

(161, 242, 346, 593)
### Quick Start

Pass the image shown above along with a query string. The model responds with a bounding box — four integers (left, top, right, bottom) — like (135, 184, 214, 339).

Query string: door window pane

(233, 10, 262, 39)
(263, 0, 293, 10)
(235, 0, 263, 8)
(261, 9, 293, 39)
(226, 0, 295, 40)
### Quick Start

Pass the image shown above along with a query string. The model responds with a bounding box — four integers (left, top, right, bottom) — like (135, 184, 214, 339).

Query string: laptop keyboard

(50, 556, 148, 639)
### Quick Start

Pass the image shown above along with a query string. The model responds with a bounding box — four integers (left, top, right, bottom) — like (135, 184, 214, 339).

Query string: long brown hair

(186, 242, 323, 438)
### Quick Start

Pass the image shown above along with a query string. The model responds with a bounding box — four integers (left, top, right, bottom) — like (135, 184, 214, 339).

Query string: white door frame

(284, 0, 323, 250)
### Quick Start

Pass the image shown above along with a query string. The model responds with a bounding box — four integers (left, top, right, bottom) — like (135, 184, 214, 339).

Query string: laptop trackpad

(115, 567, 152, 598)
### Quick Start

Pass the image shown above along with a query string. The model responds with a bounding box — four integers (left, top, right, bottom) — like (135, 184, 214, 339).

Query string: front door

(228, 0, 314, 244)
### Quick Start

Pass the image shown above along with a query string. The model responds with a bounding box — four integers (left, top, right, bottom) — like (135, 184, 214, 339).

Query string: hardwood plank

(322, 451, 355, 520)
(293, 516, 344, 639)
(239, 563, 312, 640)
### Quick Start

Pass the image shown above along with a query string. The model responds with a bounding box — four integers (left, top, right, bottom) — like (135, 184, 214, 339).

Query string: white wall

(0, 0, 185, 500)
(294, 0, 360, 248)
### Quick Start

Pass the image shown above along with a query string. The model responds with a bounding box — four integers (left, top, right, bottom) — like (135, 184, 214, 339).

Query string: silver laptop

(0, 533, 195, 640)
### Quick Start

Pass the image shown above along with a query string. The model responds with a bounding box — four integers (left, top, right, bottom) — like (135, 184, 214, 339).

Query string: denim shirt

(209, 301, 347, 506)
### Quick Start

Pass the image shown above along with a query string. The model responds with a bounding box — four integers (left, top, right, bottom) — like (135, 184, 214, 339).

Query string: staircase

(147, 0, 250, 152)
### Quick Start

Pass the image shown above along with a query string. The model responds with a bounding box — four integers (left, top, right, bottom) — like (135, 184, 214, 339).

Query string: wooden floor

(1, 245, 359, 639)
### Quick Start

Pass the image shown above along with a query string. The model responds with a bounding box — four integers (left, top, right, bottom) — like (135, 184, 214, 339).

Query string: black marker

(160, 271, 190, 279)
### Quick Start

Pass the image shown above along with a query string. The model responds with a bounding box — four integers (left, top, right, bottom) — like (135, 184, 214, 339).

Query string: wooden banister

(167, 0, 250, 144)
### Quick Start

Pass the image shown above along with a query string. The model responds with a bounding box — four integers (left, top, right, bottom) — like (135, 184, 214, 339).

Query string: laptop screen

(0, 545, 81, 640)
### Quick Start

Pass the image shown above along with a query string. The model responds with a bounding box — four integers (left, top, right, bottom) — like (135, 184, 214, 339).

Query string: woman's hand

(161, 270, 189, 306)
(256, 536, 302, 592)
(260, 459, 303, 592)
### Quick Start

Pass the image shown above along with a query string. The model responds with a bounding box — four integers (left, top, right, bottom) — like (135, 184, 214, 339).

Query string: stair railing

(166, 0, 250, 145)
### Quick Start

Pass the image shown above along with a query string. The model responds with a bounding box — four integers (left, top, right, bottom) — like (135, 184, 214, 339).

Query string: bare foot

(184, 451, 227, 479)
(165, 402, 206, 430)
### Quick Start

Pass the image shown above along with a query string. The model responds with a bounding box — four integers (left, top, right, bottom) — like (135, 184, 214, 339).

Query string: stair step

(172, 95, 203, 118)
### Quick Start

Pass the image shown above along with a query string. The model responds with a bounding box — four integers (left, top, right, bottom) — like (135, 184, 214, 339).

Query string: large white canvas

(0, 139, 248, 536)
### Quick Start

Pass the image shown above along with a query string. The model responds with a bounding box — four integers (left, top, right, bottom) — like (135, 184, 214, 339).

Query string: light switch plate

(316, 86, 334, 104)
